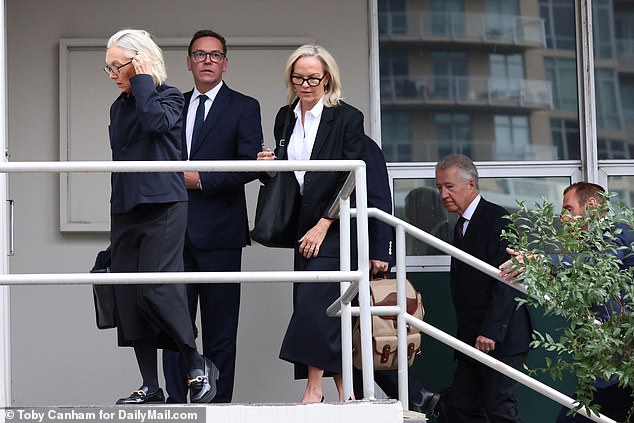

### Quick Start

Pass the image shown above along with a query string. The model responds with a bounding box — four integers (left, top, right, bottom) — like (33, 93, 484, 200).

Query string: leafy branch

(502, 196, 634, 421)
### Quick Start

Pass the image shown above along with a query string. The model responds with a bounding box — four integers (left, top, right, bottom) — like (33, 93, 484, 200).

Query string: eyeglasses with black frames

(291, 75, 326, 87)
(103, 60, 133, 76)
(190, 50, 226, 63)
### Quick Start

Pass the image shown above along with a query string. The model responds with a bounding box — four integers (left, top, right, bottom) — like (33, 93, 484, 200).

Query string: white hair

(106, 29, 167, 86)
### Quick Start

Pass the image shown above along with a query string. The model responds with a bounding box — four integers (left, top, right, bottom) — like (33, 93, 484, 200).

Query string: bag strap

(277, 101, 297, 159)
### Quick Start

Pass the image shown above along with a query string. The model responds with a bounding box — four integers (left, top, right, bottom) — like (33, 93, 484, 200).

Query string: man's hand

(499, 247, 527, 282)
(184, 171, 201, 190)
(475, 335, 496, 353)
(370, 260, 389, 279)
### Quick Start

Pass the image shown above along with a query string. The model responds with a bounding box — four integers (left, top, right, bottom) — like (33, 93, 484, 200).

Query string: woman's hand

(132, 53, 152, 75)
(299, 218, 333, 259)
(257, 148, 275, 160)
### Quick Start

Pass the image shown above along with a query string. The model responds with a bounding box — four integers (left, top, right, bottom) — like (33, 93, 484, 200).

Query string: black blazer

(109, 75, 187, 214)
(182, 83, 263, 249)
(273, 102, 365, 257)
(451, 198, 533, 357)
(364, 136, 394, 265)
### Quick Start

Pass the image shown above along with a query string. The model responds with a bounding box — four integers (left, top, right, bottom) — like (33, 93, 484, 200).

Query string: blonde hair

(284, 44, 342, 107)
(106, 29, 167, 86)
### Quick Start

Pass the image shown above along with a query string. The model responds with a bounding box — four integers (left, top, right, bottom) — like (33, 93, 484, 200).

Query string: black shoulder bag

(250, 107, 301, 248)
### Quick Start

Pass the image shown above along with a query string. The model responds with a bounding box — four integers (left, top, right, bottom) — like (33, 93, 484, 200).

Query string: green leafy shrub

(502, 196, 634, 421)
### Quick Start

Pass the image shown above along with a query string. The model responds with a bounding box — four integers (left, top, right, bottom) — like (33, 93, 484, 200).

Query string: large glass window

(378, 0, 575, 163)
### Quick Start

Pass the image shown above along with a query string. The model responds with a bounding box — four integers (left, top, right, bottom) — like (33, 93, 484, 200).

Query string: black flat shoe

(188, 357, 220, 403)
(116, 386, 165, 405)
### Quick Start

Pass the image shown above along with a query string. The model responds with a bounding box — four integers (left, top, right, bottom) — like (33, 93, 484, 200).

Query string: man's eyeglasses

(190, 50, 225, 63)
(291, 75, 326, 87)
(103, 60, 133, 76)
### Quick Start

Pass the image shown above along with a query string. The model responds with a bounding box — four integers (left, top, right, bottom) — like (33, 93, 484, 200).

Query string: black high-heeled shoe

(116, 386, 165, 405)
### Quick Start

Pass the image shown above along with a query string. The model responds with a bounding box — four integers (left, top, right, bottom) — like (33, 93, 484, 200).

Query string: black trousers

(445, 353, 527, 423)
(163, 246, 241, 403)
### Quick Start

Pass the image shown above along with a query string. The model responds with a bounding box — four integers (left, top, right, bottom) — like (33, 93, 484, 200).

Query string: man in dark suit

(435, 154, 532, 422)
(163, 29, 263, 403)
(351, 135, 440, 415)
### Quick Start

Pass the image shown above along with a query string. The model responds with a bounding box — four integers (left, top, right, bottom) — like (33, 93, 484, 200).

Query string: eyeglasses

(291, 74, 326, 87)
(190, 50, 225, 63)
(103, 60, 133, 76)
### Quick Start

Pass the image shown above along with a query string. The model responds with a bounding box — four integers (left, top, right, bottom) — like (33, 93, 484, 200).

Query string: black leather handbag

(250, 107, 300, 248)
(91, 247, 117, 330)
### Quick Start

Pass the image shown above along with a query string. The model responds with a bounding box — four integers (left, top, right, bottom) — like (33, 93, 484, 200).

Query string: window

(435, 113, 471, 158)
(429, 0, 464, 38)
(540, 0, 575, 50)
(494, 115, 530, 160)
(594, 68, 622, 131)
(544, 57, 577, 111)
(551, 119, 580, 160)
(381, 112, 411, 162)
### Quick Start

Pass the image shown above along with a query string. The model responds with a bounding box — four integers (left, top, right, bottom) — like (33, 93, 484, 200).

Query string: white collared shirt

(287, 98, 324, 194)
(459, 194, 481, 235)
(185, 81, 224, 158)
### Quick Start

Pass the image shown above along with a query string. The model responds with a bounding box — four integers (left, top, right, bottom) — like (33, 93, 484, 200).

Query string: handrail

(0, 158, 376, 408)
(0, 159, 613, 421)
(328, 206, 615, 423)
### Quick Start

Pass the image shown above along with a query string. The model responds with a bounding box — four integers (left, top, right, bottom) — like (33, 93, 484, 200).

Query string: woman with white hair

(104, 28, 217, 405)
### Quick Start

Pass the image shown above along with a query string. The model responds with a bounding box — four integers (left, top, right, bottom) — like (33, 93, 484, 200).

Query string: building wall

(5, 0, 371, 405)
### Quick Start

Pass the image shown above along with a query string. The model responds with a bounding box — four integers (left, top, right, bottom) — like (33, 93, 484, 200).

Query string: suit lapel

(182, 90, 194, 160)
(190, 83, 231, 156)
(309, 106, 334, 159)
(452, 199, 486, 273)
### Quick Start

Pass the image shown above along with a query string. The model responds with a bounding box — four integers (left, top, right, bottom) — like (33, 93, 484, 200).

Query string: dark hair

(564, 181, 605, 207)
(188, 30, 227, 55)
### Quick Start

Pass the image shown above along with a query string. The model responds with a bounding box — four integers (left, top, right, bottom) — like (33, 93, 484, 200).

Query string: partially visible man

(435, 154, 532, 422)
(500, 182, 634, 422)
(351, 135, 439, 416)
(162, 29, 263, 403)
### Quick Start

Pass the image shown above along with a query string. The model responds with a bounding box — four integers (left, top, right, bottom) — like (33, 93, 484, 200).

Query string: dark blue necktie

(191, 94, 208, 149)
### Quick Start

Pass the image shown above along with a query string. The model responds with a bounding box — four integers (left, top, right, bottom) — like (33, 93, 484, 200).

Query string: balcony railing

(380, 75, 553, 109)
(379, 11, 546, 48)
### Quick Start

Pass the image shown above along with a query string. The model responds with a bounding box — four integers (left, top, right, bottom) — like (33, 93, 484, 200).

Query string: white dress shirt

(287, 97, 324, 194)
(185, 81, 224, 158)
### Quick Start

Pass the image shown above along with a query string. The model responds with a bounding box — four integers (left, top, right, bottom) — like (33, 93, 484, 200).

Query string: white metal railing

(0, 159, 617, 422)
(0, 159, 377, 409)
(328, 207, 616, 423)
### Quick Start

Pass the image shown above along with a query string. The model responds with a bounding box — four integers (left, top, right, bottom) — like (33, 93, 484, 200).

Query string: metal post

(395, 225, 409, 410)
(354, 163, 375, 399)
(339, 197, 354, 401)
(0, 0, 11, 407)
(576, 0, 599, 183)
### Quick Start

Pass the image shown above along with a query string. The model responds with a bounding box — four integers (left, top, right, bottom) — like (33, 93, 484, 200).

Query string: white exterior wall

(5, 0, 371, 405)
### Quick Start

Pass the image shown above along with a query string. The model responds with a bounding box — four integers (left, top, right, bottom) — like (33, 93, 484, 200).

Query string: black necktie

(191, 94, 208, 149)
(454, 215, 466, 242)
